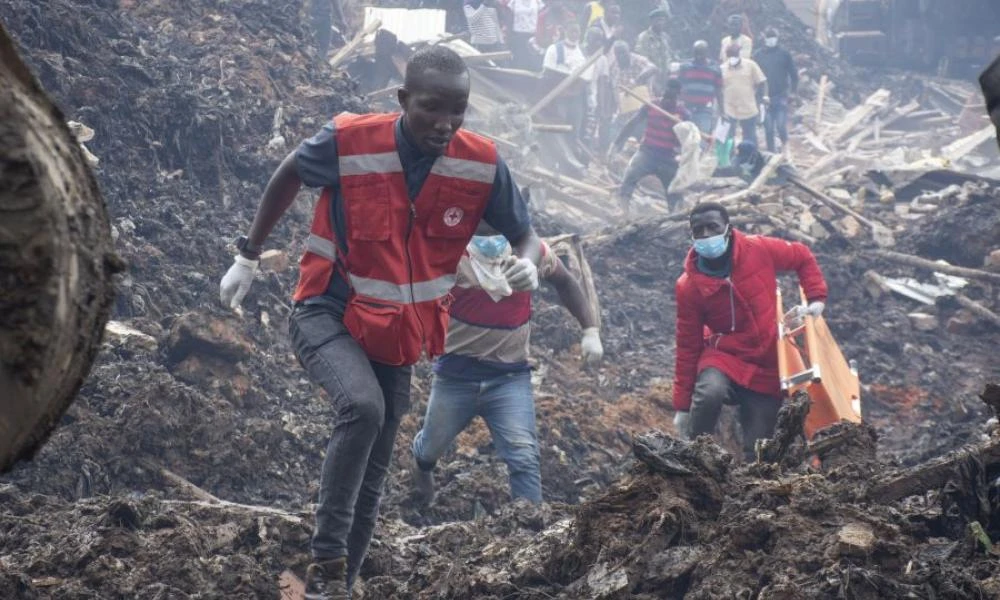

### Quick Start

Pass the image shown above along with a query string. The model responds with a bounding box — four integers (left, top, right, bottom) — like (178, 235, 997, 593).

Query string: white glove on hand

(580, 327, 603, 365)
(502, 256, 539, 291)
(219, 255, 259, 309)
(804, 301, 825, 318)
(673, 411, 691, 440)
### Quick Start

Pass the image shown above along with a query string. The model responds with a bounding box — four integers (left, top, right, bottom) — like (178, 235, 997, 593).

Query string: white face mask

(728, 56, 741, 66)
(765, 37, 778, 47)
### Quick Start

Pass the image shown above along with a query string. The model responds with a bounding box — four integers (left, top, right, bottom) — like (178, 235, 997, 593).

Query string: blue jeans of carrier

(412, 371, 542, 503)
(763, 95, 789, 152)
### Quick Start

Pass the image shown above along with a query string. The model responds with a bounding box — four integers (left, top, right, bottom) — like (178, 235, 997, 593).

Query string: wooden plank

(875, 250, 1000, 284)
(814, 74, 828, 129)
(328, 18, 382, 70)
(867, 438, 1000, 503)
(527, 50, 604, 117)
(941, 125, 996, 162)
(826, 89, 891, 143)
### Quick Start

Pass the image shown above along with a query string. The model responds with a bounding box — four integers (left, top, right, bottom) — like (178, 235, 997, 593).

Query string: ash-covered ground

(1, 1, 999, 598)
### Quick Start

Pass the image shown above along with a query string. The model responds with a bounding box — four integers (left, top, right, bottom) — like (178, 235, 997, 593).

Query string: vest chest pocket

(344, 180, 391, 242)
(425, 183, 482, 239)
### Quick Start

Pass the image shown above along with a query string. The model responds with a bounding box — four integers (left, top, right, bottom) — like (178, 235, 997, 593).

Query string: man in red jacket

(672, 202, 827, 460)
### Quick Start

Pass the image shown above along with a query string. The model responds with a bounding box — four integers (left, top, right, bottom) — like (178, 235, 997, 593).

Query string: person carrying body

(672, 202, 828, 461)
(607, 78, 690, 217)
(218, 46, 542, 600)
(411, 230, 603, 506)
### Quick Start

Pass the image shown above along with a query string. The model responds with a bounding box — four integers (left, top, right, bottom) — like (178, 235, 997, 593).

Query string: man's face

(606, 5, 621, 25)
(398, 68, 470, 156)
(565, 24, 581, 44)
(652, 16, 667, 33)
(729, 19, 742, 36)
(690, 210, 728, 239)
(614, 45, 629, 66)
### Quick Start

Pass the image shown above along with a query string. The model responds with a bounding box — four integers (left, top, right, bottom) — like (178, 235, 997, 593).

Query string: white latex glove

(219, 254, 259, 309)
(673, 411, 691, 439)
(502, 256, 539, 291)
(580, 327, 603, 365)
(804, 300, 825, 318)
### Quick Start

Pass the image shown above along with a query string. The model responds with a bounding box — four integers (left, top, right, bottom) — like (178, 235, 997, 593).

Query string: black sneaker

(304, 557, 349, 600)
(412, 462, 435, 507)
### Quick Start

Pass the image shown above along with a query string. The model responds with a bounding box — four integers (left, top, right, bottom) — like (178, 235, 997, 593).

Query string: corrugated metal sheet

(363, 7, 446, 45)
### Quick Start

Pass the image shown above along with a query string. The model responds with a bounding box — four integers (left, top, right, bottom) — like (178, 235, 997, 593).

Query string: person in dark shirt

(607, 78, 690, 216)
(219, 46, 541, 600)
(752, 27, 798, 152)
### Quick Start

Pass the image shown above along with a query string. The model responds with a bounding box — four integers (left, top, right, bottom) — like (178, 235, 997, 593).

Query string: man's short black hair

(404, 46, 468, 90)
(689, 201, 730, 223)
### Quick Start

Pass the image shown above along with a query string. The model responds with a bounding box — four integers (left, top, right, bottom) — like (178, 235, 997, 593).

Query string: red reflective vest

(293, 113, 497, 366)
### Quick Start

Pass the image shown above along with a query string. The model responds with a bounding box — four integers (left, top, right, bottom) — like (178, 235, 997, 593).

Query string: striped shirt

(677, 61, 723, 108)
(464, 4, 503, 46)
(434, 242, 560, 380)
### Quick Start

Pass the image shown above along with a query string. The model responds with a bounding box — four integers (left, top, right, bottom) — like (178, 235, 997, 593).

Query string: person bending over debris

(607, 78, 690, 217)
(752, 28, 797, 153)
(411, 228, 603, 506)
(218, 45, 542, 600)
(672, 202, 828, 461)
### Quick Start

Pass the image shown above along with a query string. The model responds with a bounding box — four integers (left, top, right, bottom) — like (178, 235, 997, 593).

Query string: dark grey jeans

(689, 367, 781, 460)
(289, 303, 412, 586)
(619, 147, 681, 210)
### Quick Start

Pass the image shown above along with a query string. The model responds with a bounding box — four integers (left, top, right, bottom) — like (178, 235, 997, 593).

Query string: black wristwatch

(235, 235, 262, 259)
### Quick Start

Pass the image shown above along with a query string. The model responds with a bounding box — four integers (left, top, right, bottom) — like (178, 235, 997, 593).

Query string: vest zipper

(405, 202, 428, 353)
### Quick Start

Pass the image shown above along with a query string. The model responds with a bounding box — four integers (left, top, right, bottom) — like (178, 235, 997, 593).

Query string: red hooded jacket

(672, 230, 827, 411)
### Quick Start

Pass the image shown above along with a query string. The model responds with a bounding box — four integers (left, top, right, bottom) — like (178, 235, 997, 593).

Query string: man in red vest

(672, 202, 827, 461)
(607, 77, 690, 217)
(219, 46, 541, 600)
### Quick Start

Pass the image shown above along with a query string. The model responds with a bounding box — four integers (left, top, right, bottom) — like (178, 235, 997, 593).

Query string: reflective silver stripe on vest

(306, 233, 338, 262)
(430, 156, 496, 184)
(340, 152, 404, 176)
(349, 273, 456, 304)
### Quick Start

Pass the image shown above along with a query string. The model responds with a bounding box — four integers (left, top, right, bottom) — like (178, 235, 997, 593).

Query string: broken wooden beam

(954, 293, 1000, 328)
(329, 18, 382, 70)
(527, 50, 604, 117)
(866, 437, 1000, 503)
(532, 123, 574, 133)
(874, 250, 1000, 285)
(462, 50, 512, 64)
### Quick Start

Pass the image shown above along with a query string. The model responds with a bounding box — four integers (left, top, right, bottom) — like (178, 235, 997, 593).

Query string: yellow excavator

(777, 288, 862, 439)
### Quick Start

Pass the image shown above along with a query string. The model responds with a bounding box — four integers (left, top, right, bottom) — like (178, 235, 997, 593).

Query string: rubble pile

(0, 0, 999, 598)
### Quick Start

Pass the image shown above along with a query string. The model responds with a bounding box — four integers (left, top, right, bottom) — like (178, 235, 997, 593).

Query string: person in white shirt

(542, 21, 586, 74)
(506, 0, 541, 69)
(542, 22, 590, 143)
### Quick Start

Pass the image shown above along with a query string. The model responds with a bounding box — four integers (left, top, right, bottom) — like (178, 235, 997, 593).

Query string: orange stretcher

(776, 288, 862, 439)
